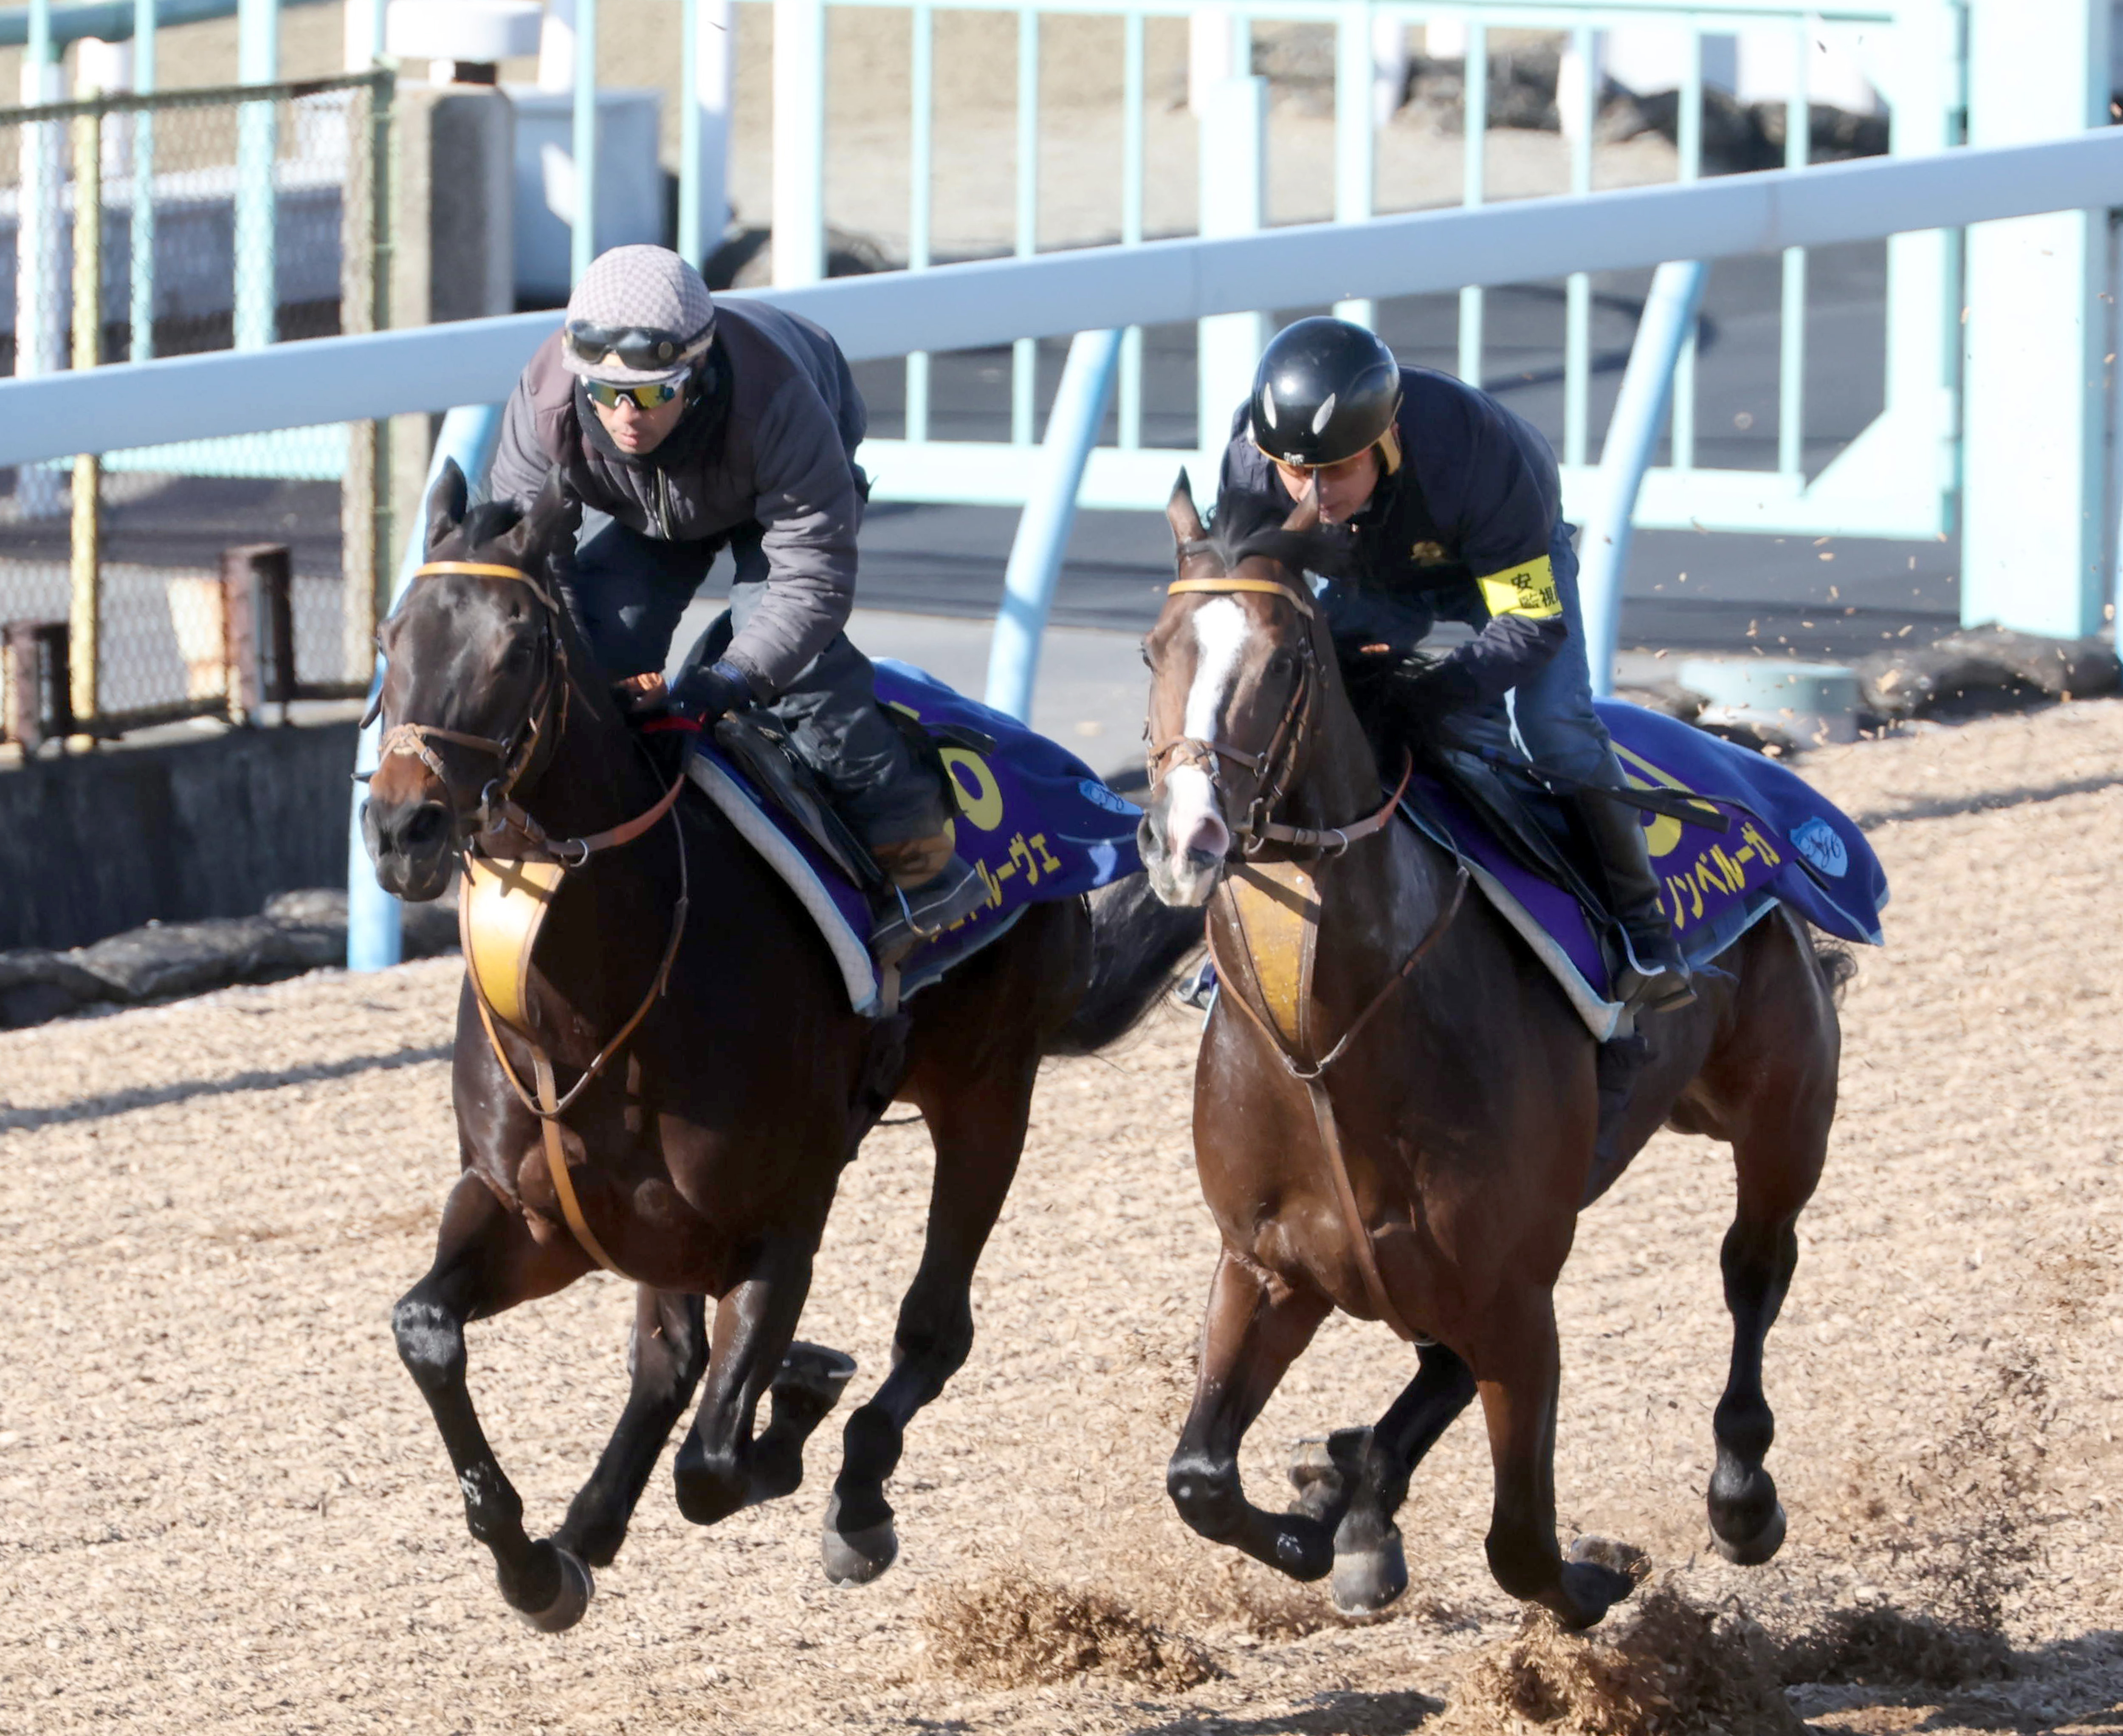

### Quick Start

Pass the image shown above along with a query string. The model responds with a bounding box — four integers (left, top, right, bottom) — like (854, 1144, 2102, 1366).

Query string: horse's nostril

(400, 802, 450, 851)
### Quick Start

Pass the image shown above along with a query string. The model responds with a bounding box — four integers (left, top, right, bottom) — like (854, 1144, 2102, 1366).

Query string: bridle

(1147, 543, 1410, 856)
(373, 556, 693, 1280)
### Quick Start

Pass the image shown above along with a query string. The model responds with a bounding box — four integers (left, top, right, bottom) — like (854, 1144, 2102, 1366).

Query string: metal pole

(130, 0, 155, 361)
(1332, 1, 1374, 327)
(1012, 7, 1039, 446)
(17, 0, 63, 521)
(984, 328, 1122, 722)
(678, 0, 732, 267)
(347, 403, 503, 971)
(69, 97, 101, 734)
(770, 0, 823, 286)
(1578, 260, 1708, 698)
(234, 0, 277, 349)
(904, 1, 933, 440)
(571, 0, 600, 282)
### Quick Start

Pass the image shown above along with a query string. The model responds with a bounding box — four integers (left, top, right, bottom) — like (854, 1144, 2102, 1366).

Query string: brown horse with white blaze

(1136, 478, 1847, 1629)
(360, 463, 1200, 1630)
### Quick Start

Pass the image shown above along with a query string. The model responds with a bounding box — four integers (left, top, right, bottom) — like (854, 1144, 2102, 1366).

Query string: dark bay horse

(361, 464, 1197, 1630)
(1135, 479, 1847, 1630)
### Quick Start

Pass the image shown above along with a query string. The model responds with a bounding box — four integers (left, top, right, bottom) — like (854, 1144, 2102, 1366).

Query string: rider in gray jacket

(488, 245, 986, 957)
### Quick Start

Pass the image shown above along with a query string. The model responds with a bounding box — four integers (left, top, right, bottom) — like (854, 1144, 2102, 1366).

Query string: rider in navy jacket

(1217, 316, 1689, 1014)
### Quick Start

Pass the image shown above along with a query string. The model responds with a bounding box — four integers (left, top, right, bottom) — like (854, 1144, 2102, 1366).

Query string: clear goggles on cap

(562, 319, 713, 375)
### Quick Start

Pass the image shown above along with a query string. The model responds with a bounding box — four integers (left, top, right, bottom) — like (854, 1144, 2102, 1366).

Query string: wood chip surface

(3, 701, 2120, 1733)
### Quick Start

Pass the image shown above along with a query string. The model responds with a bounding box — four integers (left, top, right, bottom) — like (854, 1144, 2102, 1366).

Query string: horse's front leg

(392, 1171, 596, 1630)
(1470, 1284, 1638, 1630)
(672, 1236, 855, 1526)
(1167, 1248, 1335, 1581)
(551, 1287, 709, 1568)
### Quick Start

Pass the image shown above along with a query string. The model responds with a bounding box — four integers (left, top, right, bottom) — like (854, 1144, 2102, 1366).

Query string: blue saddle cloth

(686, 659, 1144, 1015)
(1400, 700, 1887, 1037)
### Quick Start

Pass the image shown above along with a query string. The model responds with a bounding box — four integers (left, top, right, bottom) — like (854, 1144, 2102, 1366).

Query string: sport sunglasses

(562, 319, 713, 374)
(585, 379, 683, 411)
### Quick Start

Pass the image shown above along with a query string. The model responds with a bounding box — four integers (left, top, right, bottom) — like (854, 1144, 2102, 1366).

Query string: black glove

(1386, 658, 1482, 726)
(670, 659, 754, 724)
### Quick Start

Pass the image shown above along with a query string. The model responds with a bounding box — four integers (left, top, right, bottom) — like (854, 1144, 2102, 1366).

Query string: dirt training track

(3, 702, 2121, 1735)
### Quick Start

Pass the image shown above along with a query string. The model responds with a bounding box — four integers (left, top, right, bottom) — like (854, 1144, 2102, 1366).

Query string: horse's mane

(1201, 486, 1355, 581)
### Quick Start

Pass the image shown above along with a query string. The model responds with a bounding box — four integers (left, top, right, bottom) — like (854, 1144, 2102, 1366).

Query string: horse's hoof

(821, 1515, 899, 1586)
(1711, 1500, 1787, 1567)
(1330, 1531, 1408, 1618)
(519, 1547, 594, 1634)
(777, 1342, 858, 1408)
(1286, 1427, 1367, 1519)
(1567, 1534, 1651, 1586)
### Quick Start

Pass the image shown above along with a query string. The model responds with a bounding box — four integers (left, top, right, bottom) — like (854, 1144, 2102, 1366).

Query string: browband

(1167, 576, 1317, 618)
(413, 559, 561, 613)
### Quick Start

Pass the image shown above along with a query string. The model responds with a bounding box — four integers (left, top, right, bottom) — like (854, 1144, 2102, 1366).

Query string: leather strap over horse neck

(1205, 864, 1470, 1345)
(400, 556, 692, 1281)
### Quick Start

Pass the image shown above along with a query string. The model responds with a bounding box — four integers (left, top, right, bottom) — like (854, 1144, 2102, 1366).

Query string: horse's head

(1139, 474, 1343, 908)
(361, 462, 584, 900)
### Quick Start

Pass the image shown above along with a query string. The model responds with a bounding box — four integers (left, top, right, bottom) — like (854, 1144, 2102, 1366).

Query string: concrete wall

(0, 720, 355, 951)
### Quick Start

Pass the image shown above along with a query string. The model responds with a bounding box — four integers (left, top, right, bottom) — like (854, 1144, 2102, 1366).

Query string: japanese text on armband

(1475, 555, 1563, 621)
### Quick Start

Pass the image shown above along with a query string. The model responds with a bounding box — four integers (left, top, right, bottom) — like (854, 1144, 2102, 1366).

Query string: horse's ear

(509, 465, 581, 565)
(1166, 469, 1205, 546)
(1282, 481, 1321, 535)
(425, 458, 468, 555)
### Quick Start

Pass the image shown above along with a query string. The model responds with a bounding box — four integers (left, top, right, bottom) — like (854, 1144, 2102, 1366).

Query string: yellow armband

(1475, 555, 1563, 621)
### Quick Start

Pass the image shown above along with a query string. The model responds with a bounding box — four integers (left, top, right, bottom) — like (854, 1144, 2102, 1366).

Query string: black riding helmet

(1248, 317, 1403, 469)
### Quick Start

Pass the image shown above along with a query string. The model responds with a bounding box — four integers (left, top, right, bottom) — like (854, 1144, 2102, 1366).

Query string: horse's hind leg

(823, 1054, 1037, 1586)
(1167, 1249, 1336, 1581)
(1291, 1341, 1479, 1615)
(392, 1171, 595, 1630)
(552, 1288, 709, 1568)
(673, 1236, 854, 1526)
(1706, 932, 1835, 1565)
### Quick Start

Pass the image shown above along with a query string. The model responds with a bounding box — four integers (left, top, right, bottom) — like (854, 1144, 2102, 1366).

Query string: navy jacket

(1220, 366, 1571, 711)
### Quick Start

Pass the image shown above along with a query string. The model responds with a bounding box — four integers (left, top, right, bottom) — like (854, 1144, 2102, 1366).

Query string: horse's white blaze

(1164, 598, 1249, 871)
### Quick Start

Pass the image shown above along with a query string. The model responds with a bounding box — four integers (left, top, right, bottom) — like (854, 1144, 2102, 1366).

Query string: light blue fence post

(770, 0, 825, 285)
(130, 0, 155, 361)
(347, 404, 505, 972)
(678, 0, 732, 266)
(233, 0, 276, 348)
(570, 0, 599, 282)
(1579, 259, 1708, 698)
(984, 327, 1123, 722)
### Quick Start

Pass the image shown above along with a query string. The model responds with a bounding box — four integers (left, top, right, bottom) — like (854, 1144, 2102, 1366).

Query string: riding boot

(867, 822, 991, 965)
(1593, 1031, 1650, 1171)
(1567, 790, 1694, 1013)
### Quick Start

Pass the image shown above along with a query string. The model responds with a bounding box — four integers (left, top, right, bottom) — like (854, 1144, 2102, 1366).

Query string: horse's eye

(1267, 652, 1295, 680)
(504, 640, 533, 672)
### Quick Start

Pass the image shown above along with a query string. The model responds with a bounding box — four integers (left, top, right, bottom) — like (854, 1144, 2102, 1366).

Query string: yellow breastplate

(460, 855, 568, 1029)
(1218, 858, 1321, 1054)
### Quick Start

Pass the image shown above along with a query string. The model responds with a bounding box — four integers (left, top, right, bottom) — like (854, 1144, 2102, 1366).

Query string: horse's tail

(1812, 932, 1860, 1002)
(1048, 876, 1205, 1056)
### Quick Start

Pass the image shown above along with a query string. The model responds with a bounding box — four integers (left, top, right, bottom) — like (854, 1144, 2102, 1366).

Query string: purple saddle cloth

(687, 658, 1143, 1014)
(1398, 700, 1887, 1038)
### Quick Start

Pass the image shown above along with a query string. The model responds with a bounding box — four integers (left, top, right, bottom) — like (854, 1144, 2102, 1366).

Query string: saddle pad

(1400, 699, 1888, 1042)
(686, 658, 1145, 1017)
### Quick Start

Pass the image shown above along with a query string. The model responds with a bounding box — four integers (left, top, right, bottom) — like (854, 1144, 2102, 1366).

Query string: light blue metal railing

(770, 0, 1961, 544)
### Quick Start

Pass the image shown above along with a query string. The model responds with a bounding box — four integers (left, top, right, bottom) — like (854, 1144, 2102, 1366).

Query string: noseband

(1149, 548, 1409, 855)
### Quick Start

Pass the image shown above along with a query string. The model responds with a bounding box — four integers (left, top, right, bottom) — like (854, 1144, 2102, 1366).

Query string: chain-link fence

(0, 68, 391, 746)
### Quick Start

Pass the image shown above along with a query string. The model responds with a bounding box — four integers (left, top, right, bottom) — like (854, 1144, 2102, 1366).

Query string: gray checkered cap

(561, 246, 716, 387)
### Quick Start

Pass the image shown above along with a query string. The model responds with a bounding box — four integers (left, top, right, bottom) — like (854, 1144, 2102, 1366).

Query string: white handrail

(0, 130, 2119, 470)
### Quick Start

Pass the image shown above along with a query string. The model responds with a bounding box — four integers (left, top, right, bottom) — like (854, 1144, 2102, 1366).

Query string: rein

(1156, 545, 1466, 1344)
(383, 556, 693, 1280)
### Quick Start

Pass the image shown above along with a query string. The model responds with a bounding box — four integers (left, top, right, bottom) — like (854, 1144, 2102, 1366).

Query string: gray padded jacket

(488, 299, 868, 697)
